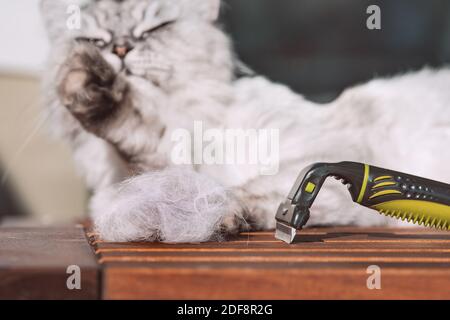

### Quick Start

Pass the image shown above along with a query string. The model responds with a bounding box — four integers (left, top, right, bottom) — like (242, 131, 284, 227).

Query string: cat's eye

(140, 31, 151, 40)
(92, 39, 107, 48)
(138, 21, 175, 40)
(76, 37, 108, 48)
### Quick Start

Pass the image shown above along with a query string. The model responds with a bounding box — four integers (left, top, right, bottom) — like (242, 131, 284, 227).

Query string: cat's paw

(215, 199, 251, 239)
(230, 187, 274, 230)
(57, 43, 128, 130)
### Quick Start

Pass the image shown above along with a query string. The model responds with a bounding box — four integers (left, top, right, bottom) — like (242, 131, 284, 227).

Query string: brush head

(274, 162, 367, 244)
(275, 199, 311, 244)
(275, 222, 297, 244)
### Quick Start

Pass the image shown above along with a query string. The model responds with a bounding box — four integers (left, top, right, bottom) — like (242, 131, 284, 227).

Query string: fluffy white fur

(90, 167, 242, 242)
(41, 0, 450, 242)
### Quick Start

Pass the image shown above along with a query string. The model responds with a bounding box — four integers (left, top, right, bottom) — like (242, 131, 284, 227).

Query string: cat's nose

(112, 43, 133, 58)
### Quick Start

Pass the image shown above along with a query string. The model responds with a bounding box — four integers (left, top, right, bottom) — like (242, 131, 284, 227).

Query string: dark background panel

(222, 0, 450, 102)
(0, 166, 27, 220)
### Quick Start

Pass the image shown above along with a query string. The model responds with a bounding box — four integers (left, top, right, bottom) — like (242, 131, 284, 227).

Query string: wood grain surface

(0, 226, 99, 299)
(91, 227, 450, 300)
(2, 226, 450, 299)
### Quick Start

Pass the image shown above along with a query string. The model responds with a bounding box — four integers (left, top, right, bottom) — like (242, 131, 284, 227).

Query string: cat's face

(42, 0, 229, 85)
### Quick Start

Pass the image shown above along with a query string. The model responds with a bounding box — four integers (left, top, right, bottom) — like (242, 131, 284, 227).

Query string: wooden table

(2, 226, 450, 299)
(0, 226, 99, 299)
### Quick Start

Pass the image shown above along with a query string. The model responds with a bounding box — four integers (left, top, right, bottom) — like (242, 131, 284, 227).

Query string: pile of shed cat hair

(90, 168, 238, 243)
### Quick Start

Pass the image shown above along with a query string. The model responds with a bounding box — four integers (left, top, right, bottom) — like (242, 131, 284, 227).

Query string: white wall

(0, 1, 49, 76)
(0, 2, 87, 222)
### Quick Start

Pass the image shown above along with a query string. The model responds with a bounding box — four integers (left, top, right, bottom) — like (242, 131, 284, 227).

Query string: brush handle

(277, 161, 450, 231)
(355, 164, 450, 229)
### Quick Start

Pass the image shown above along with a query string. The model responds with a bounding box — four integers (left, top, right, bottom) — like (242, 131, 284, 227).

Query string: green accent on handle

(372, 181, 397, 189)
(373, 175, 393, 182)
(357, 164, 370, 203)
(369, 189, 402, 199)
(305, 182, 316, 193)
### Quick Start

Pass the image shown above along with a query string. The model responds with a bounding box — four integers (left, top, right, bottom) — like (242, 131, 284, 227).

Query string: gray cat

(41, 0, 450, 242)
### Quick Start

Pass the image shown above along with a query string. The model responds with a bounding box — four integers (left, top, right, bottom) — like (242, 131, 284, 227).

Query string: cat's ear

(40, 0, 91, 42)
(181, 0, 221, 21)
(40, 0, 65, 42)
(199, 0, 221, 21)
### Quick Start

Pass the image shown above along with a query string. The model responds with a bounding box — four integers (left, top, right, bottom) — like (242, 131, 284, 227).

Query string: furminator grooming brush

(275, 161, 450, 244)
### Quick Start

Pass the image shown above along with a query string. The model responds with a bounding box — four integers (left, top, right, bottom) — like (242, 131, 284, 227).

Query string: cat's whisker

(1, 111, 51, 186)
(234, 213, 252, 243)
(16, 96, 41, 120)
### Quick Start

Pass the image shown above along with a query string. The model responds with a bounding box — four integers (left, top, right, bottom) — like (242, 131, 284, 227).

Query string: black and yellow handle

(354, 163, 450, 229)
(279, 161, 450, 231)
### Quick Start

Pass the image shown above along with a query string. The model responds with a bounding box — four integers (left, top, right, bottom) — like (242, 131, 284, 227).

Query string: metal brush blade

(275, 222, 297, 244)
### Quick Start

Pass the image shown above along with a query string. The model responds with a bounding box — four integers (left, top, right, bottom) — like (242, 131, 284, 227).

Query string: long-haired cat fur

(40, 0, 450, 242)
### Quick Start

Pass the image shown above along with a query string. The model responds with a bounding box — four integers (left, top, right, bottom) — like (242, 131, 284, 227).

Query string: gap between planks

(97, 255, 450, 264)
(95, 247, 450, 254)
(86, 230, 450, 238)
(91, 239, 450, 245)
(102, 266, 450, 276)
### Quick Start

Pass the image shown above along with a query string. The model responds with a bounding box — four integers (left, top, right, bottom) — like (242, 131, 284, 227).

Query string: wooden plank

(103, 267, 450, 300)
(0, 226, 100, 299)
(93, 228, 450, 300)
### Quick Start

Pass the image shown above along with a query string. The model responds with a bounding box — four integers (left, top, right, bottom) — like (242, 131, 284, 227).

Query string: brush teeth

(377, 209, 450, 230)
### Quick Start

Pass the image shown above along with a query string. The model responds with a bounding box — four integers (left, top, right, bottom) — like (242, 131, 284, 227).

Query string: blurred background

(223, 0, 450, 102)
(0, 0, 449, 223)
